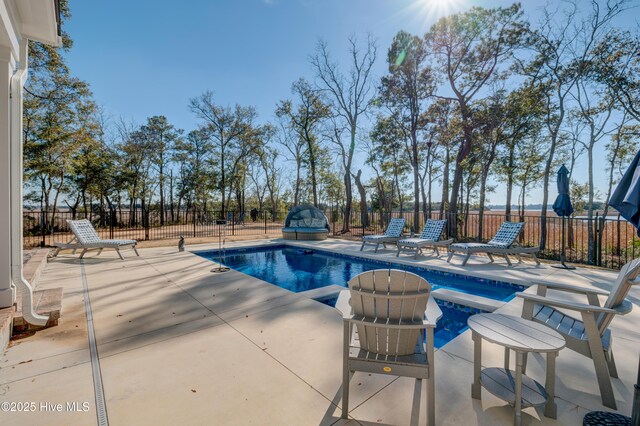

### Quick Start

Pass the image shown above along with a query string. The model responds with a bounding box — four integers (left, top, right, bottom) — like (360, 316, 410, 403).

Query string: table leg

(544, 351, 558, 419)
(504, 347, 510, 371)
(515, 351, 523, 426)
(472, 331, 482, 399)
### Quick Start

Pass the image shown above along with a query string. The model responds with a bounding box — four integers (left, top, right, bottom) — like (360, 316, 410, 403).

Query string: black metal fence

(325, 209, 638, 270)
(24, 207, 638, 270)
(23, 209, 287, 248)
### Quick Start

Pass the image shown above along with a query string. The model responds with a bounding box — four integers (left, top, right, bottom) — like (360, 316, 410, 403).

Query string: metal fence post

(592, 213, 599, 266)
(264, 211, 267, 234)
(40, 210, 46, 247)
(144, 207, 150, 241)
(615, 213, 621, 257)
(193, 208, 197, 238)
(232, 211, 235, 236)
(110, 206, 115, 239)
(597, 215, 604, 267)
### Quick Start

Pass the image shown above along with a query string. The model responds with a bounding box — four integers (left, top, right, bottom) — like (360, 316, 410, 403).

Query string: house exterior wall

(0, 0, 58, 311)
(0, 45, 14, 308)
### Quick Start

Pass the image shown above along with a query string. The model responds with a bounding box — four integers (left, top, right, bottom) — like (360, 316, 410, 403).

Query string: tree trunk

(411, 133, 420, 233)
(427, 144, 433, 219)
(420, 173, 427, 222)
(342, 171, 352, 233)
(170, 170, 175, 223)
(448, 107, 474, 238)
(412, 164, 420, 233)
(587, 141, 595, 264)
(342, 128, 356, 233)
(220, 142, 226, 217)
(394, 171, 403, 215)
(440, 147, 450, 217)
(354, 170, 369, 228)
(294, 158, 301, 206)
(540, 103, 564, 251)
(505, 144, 515, 221)
(159, 162, 165, 226)
(478, 172, 488, 242)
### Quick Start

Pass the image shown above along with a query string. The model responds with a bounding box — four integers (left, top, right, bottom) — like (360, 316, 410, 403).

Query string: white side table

(468, 313, 566, 426)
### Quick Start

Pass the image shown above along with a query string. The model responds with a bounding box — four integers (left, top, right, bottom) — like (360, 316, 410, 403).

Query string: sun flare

(421, 0, 465, 17)
(393, 0, 466, 34)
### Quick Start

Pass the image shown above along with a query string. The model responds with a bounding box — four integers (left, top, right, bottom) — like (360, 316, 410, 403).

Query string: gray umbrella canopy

(552, 165, 574, 217)
(609, 149, 640, 236)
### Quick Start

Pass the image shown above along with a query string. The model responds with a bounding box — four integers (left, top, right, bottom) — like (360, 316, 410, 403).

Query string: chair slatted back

(348, 269, 431, 356)
(384, 218, 406, 237)
(598, 258, 640, 331)
(67, 219, 102, 244)
(419, 219, 446, 241)
(487, 222, 524, 247)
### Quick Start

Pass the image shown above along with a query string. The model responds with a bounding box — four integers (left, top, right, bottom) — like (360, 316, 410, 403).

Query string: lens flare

(393, 0, 466, 34)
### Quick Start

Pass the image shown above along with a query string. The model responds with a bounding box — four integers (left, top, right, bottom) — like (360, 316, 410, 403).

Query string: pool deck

(1, 238, 638, 425)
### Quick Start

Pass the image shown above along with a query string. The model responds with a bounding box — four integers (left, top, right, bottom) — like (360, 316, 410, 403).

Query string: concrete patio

(1, 238, 638, 425)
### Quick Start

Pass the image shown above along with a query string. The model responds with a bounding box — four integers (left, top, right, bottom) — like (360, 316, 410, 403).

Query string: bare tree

(523, 0, 627, 250)
(311, 35, 377, 231)
(275, 119, 305, 206)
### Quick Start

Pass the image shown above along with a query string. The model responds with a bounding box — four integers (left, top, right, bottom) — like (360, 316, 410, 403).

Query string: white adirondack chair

(335, 269, 442, 425)
(518, 258, 640, 409)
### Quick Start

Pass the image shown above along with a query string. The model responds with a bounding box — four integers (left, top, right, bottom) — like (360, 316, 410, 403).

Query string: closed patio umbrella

(609, 149, 640, 235)
(552, 165, 575, 269)
(607, 149, 640, 426)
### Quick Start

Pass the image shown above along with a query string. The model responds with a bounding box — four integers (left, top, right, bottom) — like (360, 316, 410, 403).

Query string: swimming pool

(198, 245, 523, 301)
(197, 245, 525, 348)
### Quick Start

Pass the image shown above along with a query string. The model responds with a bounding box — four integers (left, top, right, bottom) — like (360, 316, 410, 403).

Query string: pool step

(431, 288, 504, 313)
(300, 285, 345, 302)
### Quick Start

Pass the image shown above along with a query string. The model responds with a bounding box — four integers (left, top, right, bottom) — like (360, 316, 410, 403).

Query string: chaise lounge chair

(446, 221, 540, 266)
(518, 258, 640, 409)
(335, 269, 442, 425)
(396, 219, 452, 259)
(52, 219, 139, 260)
(360, 217, 406, 252)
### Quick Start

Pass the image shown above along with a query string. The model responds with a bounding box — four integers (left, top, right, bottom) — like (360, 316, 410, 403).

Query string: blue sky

(63, 0, 639, 206)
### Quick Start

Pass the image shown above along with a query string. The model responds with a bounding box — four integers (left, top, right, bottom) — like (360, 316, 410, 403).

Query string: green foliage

(275, 79, 331, 207)
(24, 12, 98, 218)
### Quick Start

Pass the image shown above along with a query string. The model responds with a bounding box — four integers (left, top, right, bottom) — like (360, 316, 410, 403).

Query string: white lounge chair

(360, 217, 406, 252)
(446, 221, 540, 266)
(52, 219, 139, 260)
(396, 219, 452, 259)
(518, 258, 640, 409)
(335, 269, 442, 425)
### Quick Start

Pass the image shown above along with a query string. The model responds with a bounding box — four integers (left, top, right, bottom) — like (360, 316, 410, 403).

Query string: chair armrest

(531, 281, 610, 296)
(424, 297, 442, 327)
(335, 290, 352, 319)
(517, 292, 621, 315)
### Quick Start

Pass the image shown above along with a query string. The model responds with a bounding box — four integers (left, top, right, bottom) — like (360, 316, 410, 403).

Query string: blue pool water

(199, 245, 523, 301)
(197, 245, 524, 348)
